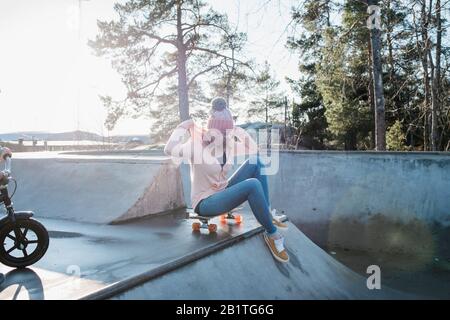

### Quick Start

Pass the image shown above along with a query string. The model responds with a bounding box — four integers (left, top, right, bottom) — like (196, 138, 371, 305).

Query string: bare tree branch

(189, 46, 251, 68)
(132, 27, 178, 46)
(188, 62, 224, 88)
(135, 66, 178, 93)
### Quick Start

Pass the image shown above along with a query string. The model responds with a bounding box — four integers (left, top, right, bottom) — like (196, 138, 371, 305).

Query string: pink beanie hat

(207, 97, 234, 134)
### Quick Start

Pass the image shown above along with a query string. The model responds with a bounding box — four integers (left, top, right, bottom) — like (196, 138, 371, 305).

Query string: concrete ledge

(112, 162, 185, 223)
(12, 155, 184, 223)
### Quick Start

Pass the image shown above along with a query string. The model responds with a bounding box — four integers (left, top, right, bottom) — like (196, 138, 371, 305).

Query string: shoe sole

(273, 220, 289, 231)
(274, 223, 288, 231)
(263, 234, 289, 263)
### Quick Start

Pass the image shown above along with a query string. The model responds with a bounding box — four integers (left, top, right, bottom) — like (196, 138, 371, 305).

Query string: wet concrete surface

(294, 218, 450, 299)
(323, 245, 450, 299)
(0, 209, 259, 300)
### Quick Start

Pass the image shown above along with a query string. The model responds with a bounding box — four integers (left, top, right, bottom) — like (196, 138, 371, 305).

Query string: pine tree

(89, 0, 249, 136)
(209, 32, 251, 108)
(387, 120, 407, 151)
(287, 0, 334, 149)
(316, 1, 373, 150)
(247, 61, 284, 124)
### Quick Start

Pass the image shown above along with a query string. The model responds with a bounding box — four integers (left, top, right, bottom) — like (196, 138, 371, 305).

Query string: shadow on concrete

(0, 269, 44, 300)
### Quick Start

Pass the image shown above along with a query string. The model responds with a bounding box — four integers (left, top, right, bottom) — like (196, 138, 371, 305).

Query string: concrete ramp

(109, 222, 407, 300)
(11, 153, 185, 224)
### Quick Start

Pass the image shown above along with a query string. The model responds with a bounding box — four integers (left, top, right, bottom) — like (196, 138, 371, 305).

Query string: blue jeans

(197, 156, 276, 234)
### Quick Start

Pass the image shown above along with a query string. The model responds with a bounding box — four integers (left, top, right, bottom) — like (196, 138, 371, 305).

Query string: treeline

(287, 0, 449, 151)
(90, 0, 449, 151)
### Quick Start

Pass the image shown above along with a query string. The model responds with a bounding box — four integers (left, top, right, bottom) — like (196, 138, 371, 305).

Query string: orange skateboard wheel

(208, 224, 217, 233)
(192, 222, 201, 231)
(219, 214, 227, 222)
(234, 215, 242, 223)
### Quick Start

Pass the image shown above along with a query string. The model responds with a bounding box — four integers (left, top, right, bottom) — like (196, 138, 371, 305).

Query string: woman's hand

(179, 119, 194, 130)
(229, 127, 258, 156)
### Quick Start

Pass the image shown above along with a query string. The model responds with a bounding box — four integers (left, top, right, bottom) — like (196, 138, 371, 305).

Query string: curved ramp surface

(11, 153, 185, 224)
(111, 222, 408, 300)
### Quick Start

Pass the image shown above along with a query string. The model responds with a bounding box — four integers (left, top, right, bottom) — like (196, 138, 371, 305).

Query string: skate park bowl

(1, 150, 449, 299)
(268, 151, 450, 298)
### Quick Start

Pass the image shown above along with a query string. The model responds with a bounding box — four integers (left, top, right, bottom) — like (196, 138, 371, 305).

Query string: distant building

(239, 122, 285, 130)
(127, 137, 144, 145)
(239, 122, 291, 146)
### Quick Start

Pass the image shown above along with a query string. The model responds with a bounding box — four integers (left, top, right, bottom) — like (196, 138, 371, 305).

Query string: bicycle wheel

(0, 219, 49, 268)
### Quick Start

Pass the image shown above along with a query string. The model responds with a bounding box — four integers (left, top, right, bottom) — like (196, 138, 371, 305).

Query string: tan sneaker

(272, 218, 288, 230)
(271, 209, 288, 230)
(263, 233, 289, 263)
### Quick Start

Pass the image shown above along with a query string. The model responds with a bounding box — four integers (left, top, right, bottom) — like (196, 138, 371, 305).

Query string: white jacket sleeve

(164, 127, 193, 162)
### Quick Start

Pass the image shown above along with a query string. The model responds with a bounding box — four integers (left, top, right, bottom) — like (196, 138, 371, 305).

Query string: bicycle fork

(0, 188, 26, 248)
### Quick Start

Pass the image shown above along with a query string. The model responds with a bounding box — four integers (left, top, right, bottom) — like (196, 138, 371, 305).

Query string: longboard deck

(187, 206, 244, 220)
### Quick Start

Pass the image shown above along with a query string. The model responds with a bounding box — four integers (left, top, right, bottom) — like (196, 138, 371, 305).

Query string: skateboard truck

(219, 212, 242, 224)
(188, 207, 243, 233)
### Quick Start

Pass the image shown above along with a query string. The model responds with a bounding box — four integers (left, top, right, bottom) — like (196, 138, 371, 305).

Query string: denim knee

(247, 155, 264, 174)
(246, 178, 263, 193)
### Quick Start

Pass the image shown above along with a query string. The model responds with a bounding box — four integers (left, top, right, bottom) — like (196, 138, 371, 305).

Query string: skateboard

(188, 206, 244, 233)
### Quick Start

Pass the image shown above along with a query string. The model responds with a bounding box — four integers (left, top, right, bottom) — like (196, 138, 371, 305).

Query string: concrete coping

(13, 152, 171, 164)
(62, 148, 450, 156)
(278, 150, 450, 156)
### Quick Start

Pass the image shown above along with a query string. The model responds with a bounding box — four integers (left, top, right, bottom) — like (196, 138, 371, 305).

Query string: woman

(164, 97, 289, 263)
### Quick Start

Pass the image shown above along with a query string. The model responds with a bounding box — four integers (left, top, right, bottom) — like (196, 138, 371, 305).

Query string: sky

(0, 0, 300, 136)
